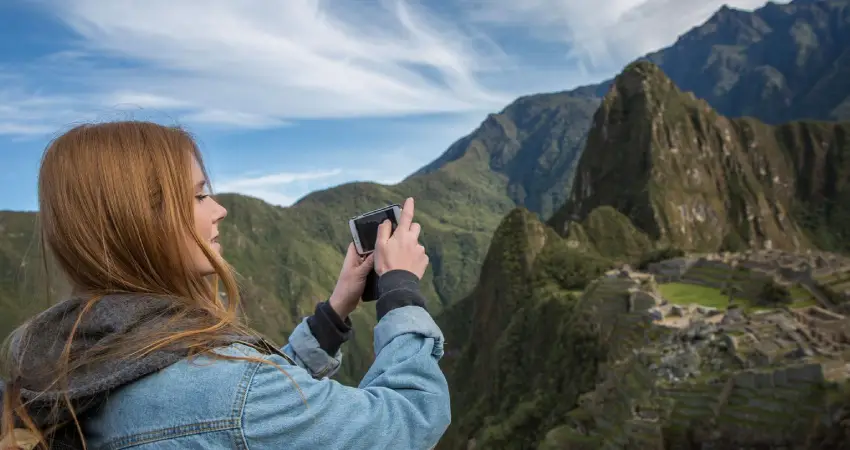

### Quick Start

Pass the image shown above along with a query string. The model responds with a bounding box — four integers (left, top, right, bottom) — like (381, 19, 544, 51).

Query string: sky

(0, 0, 785, 211)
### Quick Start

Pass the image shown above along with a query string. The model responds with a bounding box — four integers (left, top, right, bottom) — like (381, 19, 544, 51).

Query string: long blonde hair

(1, 121, 295, 449)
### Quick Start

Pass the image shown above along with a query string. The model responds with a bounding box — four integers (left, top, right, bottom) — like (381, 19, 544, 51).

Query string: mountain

(414, 90, 601, 219)
(425, 0, 850, 229)
(552, 60, 850, 255)
(656, 0, 850, 123)
(436, 60, 850, 449)
(436, 208, 617, 448)
(413, 0, 850, 232)
(558, 0, 850, 122)
(616, 0, 850, 124)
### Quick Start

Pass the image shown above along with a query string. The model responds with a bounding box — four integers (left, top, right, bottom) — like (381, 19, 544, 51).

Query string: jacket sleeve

(239, 271, 450, 450)
(281, 300, 352, 379)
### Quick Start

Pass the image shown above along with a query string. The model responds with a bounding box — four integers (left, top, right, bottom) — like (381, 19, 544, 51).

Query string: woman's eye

(195, 194, 210, 201)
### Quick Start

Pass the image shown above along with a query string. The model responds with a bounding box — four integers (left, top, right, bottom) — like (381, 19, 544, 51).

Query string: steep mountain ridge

(437, 209, 611, 449)
(551, 60, 850, 254)
(414, 90, 600, 219)
(647, 0, 850, 123)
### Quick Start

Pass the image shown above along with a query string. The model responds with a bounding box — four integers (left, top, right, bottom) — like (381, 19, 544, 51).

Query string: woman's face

(188, 155, 227, 276)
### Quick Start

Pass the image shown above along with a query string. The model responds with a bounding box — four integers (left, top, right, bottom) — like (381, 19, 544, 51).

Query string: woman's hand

(374, 197, 428, 279)
(328, 242, 375, 320)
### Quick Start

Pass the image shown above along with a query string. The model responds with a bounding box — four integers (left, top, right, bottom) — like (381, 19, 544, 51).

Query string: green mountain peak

(552, 60, 850, 255)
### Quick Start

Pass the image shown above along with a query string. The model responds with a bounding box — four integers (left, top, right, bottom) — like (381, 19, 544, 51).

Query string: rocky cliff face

(599, 0, 850, 124)
(552, 60, 850, 254)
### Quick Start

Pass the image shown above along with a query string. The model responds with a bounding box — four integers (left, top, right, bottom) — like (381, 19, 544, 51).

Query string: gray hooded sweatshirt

(0, 294, 266, 449)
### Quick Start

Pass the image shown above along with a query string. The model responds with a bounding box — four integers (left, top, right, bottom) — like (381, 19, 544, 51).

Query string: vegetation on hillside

(437, 208, 612, 449)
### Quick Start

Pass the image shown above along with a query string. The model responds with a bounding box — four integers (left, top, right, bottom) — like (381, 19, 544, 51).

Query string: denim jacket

(2, 270, 451, 450)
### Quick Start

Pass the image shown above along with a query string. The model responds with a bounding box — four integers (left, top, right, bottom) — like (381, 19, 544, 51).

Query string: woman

(0, 121, 450, 449)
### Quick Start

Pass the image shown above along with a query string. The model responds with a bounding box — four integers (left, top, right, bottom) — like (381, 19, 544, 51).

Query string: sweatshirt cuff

(376, 270, 428, 321)
(305, 300, 353, 356)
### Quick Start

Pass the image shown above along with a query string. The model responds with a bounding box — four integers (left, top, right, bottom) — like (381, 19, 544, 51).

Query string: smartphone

(348, 204, 401, 255)
(348, 204, 401, 302)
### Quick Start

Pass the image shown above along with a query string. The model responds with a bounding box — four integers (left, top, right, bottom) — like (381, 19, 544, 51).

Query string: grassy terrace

(657, 283, 729, 309)
(658, 282, 818, 311)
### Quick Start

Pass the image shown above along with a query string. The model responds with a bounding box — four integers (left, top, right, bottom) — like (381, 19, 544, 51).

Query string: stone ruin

(556, 255, 850, 449)
(590, 253, 850, 385)
(646, 302, 850, 386)
(557, 250, 850, 449)
(730, 362, 829, 389)
(736, 249, 850, 280)
(646, 257, 696, 282)
(788, 306, 850, 345)
(645, 249, 850, 288)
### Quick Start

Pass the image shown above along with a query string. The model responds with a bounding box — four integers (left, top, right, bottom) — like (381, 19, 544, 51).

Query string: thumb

(358, 253, 375, 275)
(375, 219, 391, 246)
(346, 252, 374, 280)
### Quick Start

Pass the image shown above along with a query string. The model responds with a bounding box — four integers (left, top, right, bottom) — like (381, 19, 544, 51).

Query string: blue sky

(0, 0, 782, 211)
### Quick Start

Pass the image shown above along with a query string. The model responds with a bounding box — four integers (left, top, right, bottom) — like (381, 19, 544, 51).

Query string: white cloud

(33, 0, 514, 130)
(180, 110, 291, 129)
(214, 168, 344, 207)
(0, 0, 788, 138)
(105, 92, 191, 110)
(0, 88, 83, 137)
(230, 190, 298, 208)
(217, 169, 343, 190)
(0, 123, 55, 137)
(463, 0, 789, 73)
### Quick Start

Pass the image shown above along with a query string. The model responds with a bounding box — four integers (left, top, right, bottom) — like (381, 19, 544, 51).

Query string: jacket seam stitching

(232, 359, 261, 450)
(238, 359, 266, 450)
(100, 419, 239, 449)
